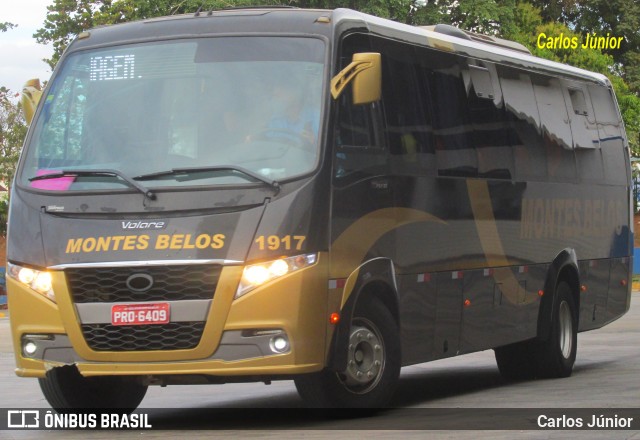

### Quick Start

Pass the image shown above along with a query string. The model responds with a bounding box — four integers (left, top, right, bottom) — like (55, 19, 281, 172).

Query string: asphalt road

(1, 294, 640, 439)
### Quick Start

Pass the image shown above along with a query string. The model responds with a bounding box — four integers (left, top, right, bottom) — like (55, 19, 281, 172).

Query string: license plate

(111, 303, 170, 326)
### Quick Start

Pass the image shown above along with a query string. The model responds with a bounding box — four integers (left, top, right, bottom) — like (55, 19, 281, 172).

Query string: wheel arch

(327, 258, 400, 371)
(537, 248, 580, 341)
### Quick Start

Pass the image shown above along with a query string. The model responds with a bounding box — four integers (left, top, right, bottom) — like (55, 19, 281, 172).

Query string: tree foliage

(0, 87, 27, 195)
(0, 22, 16, 32)
(0, 87, 28, 235)
(500, 6, 640, 155)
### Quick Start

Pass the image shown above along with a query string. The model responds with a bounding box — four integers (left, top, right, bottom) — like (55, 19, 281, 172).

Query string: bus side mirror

(330, 53, 381, 105)
(21, 78, 43, 125)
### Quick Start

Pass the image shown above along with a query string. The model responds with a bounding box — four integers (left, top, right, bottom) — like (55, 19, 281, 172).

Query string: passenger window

(565, 81, 603, 182)
(428, 52, 477, 178)
(589, 84, 627, 185)
(377, 40, 436, 176)
(533, 76, 576, 182)
(336, 94, 377, 148)
(466, 62, 512, 179)
(499, 68, 546, 181)
(564, 83, 599, 150)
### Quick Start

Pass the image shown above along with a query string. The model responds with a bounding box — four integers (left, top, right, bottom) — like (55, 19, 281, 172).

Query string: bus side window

(333, 33, 387, 181)
(499, 68, 545, 181)
(333, 86, 386, 180)
(564, 82, 604, 183)
(588, 84, 628, 185)
(532, 75, 577, 183)
(376, 41, 435, 176)
(427, 52, 477, 178)
(466, 62, 512, 180)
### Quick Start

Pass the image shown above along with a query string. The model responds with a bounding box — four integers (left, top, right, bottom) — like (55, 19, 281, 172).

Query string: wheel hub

(558, 300, 573, 359)
(342, 323, 384, 390)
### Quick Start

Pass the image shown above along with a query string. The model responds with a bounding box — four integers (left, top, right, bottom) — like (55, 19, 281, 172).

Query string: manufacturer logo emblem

(126, 273, 154, 292)
(121, 220, 167, 230)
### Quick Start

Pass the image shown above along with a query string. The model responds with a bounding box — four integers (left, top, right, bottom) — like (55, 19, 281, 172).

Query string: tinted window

(565, 81, 603, 182)
(426, 52, 477, 178)
(532, 75, 576, 182)
(499, 67, 547, 181)
(467, 62, 512, 179)
(589, 84, 627, 185)
(334, 34, 386, 181)
(376, 39, 436, 176)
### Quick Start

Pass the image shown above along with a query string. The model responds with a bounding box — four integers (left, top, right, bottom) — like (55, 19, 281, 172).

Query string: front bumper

(8, 255, 330, 378)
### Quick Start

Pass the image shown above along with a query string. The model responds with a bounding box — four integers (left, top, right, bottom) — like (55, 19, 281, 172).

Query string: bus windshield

(20, 37, 325, 191)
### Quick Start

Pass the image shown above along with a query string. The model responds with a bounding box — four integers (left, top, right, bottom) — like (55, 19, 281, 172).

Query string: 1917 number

(255, 235, 306, 251)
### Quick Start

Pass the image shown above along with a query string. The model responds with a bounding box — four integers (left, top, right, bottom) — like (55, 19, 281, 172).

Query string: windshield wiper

(133, 165, 280, 192)
(29, 169, 156, 200)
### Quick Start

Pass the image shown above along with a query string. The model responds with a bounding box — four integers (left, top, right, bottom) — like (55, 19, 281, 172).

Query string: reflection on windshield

(20, 37, 325, 191)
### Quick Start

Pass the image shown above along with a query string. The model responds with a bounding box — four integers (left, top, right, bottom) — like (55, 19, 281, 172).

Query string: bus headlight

(235, 253, 317, 299)
(7, 262, 56, 302)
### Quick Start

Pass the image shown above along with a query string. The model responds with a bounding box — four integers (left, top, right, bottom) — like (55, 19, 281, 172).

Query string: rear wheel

(537, 281, 578, 378)
(295, 298, 400, 408)
(39, 365, 147, 412)
(494, 281, 578, 380)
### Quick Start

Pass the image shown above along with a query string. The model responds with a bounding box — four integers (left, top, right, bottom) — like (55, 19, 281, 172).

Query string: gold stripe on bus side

(466, 179, 538, 305)
(330, 207, 446, 280)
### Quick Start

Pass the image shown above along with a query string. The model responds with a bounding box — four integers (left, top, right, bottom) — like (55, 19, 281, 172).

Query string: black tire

(494, 281, 578, 380)
(494, 339, 538, 381)
(39, 365, 147, 412)
(536, 281, 578, 378)
(294, 298, 400, 408)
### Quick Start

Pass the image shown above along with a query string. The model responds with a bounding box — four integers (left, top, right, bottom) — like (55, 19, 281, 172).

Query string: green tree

(528, 0, 640, 96)
(0, 87, 27, 195)
(0, 22, 16, 32)
(571, 0, 640, 87)
(508, 11, 640, 156)
(1, 22, 25, 235)
(0, 87, 28, 235)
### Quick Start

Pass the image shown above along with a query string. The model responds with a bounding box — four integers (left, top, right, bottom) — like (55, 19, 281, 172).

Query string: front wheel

(294, 298, 400, 408)
(39, 365, 147, 412)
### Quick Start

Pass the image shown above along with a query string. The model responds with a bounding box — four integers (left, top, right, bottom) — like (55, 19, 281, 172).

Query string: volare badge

(121, 220, 167, 230)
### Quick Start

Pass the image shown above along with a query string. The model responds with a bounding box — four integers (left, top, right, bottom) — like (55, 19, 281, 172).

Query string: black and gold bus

(7, 7, 632, 409)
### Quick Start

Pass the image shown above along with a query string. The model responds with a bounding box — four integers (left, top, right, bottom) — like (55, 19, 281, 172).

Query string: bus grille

(81, 322, 205, 351)
(65, 265, 221, 303)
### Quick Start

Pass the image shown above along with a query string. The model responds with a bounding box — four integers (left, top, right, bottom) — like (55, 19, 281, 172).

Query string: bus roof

(69, 7, 609, 87)
(330, 8, 609, 86)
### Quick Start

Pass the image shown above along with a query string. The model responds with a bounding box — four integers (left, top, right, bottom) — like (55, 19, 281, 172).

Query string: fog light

(24, 341, 37, 356)
(270, 336, 289, 353)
